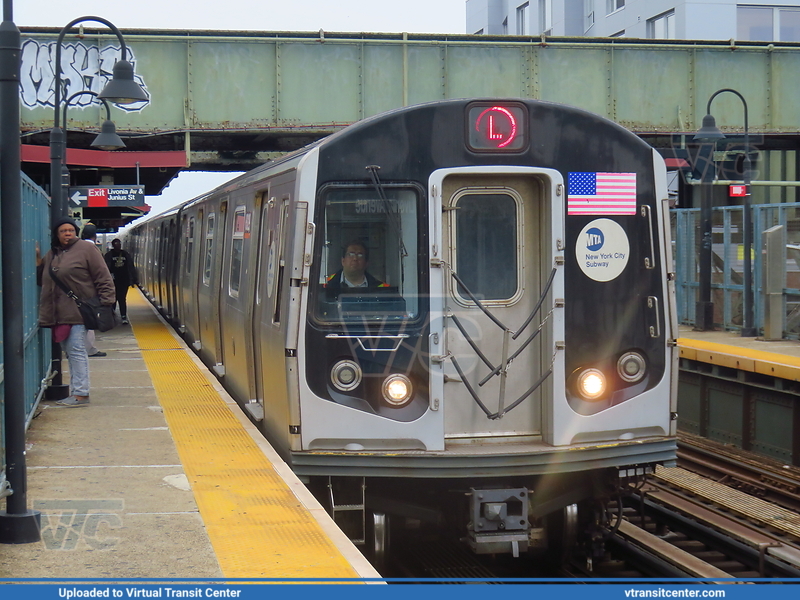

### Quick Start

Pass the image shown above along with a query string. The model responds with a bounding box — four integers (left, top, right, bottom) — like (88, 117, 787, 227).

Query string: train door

(157, 221, 167, 310)
(190, 209, 204, 350)
(433, 168, 561, 441)
(167, 218, 179, 323)
(196, 203, 228, 373)
(212, 201, 228, 375)
(178, 213, 196, 337)
(246, 194, 270, 421)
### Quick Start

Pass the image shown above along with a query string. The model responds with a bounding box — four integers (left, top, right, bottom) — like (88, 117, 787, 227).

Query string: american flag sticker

(567, 172, 637, 215)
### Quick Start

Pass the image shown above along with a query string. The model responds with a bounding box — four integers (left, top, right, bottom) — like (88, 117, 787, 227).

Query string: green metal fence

(673, 202, 800, 338)
(0, 173, 52, 498)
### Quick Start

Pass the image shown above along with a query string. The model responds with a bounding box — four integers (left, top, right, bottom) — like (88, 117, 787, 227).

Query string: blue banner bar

(0, 582, 799, 600)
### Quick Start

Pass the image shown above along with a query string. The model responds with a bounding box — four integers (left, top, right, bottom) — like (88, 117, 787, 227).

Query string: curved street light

(49, 16, 148, 224)
(693, 88, 755, 337)
(62, 91, 126, 151)
(60, 91, 126, 214)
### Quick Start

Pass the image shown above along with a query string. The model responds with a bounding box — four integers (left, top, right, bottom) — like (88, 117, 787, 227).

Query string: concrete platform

(0, 293, 379, 581)
(0, 321, 219, 578)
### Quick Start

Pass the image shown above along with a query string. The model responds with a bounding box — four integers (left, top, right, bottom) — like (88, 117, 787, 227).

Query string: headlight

(617, 351, 646, 383)
(577, 368, 606, 401)
(331, 359, 362, 392)
(382, 374, 413, 407)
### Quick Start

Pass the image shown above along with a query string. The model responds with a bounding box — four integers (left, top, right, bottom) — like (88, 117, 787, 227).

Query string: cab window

(314, 185, 420, 323)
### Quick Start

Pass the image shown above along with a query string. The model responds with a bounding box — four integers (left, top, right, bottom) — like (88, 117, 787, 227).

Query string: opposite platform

(0, 289, 379, 581)
(678, 325, 800, 382)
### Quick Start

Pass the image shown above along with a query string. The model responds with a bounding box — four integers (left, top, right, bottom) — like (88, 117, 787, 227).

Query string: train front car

(292, 98, 677, 559)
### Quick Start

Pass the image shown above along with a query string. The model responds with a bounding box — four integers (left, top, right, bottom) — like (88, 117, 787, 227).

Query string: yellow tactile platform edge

(677, 337, 800, 382)
(126, 291, 361, 580)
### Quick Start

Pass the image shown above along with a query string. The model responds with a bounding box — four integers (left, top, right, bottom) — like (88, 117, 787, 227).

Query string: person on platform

(38, 217, 115, 407)
(104, 238, 138, 325)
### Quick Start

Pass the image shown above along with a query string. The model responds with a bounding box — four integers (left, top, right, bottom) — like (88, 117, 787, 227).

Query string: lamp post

(49, 15, 147, 223)
(694, 88, 756, 337)
(0, 0, 42, 543)
(690, 138, 715, 331)
(46, 16, 148, 403)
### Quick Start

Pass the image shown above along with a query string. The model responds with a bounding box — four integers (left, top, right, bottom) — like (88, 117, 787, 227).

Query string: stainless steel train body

(128, 98, 678, 557)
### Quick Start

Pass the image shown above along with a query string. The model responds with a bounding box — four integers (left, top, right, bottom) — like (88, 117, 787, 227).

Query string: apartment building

(466, 0, 800, 40)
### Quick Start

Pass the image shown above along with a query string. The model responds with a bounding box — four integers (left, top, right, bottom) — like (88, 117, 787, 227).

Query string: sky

(15, 0, 469, 219)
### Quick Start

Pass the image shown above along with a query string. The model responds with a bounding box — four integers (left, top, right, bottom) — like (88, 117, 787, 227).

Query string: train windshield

(314, 186, 420, 323)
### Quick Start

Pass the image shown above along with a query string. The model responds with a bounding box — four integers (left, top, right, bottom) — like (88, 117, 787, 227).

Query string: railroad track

(569, 444, 800, 581)
(678, 433, 800, 513)
(377, 436, 800, 580)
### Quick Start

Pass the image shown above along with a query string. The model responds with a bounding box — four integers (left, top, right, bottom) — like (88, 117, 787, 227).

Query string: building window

(738, 6, 800, 42)
(782, 9, 800, 41)
(585, 0, 595, 32)
(610, 29, 625, 37)
(517, 2, 530, 35)
(737, 6, 773, 40)
(473, 28, 484, 35)
(606, 0, 624, 15)
(647, 10, 675, 39)
(537, 0, 551, 35)
(502, 17, 508, 34)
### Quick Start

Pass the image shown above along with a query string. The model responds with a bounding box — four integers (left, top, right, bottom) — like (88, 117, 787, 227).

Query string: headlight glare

(577, 368, 606, 401)
(382, 374, 413, 407)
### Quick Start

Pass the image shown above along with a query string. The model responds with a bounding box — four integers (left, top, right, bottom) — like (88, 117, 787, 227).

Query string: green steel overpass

(18, 27, 800, 201)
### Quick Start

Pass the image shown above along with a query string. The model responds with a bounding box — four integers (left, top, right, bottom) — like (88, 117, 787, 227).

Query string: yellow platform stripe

(677, 337, 800, 382)
(126, 290, 361, 579)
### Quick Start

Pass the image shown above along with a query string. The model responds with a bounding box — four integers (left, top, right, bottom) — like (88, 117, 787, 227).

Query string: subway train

(126, 98, 678, 562)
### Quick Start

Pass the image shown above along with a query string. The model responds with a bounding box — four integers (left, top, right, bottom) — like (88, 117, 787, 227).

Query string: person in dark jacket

(323, 240, 389, 299)
(104, 238, 138, 325)
(38, 217, 115, 407)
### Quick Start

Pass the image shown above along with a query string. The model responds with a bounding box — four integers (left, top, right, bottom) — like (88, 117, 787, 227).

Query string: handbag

(49, 268, 117, 332)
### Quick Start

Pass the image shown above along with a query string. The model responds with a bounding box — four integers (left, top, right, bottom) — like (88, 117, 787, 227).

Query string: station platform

(677, 325, 800, 381)
(0, 289, 380, 581)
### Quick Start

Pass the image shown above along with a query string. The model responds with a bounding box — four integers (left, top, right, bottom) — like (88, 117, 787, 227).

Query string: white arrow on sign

(70, 190, 87, 204)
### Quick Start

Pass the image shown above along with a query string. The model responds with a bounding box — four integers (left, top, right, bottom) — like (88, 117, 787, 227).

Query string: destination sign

(69, 186, 146, 207)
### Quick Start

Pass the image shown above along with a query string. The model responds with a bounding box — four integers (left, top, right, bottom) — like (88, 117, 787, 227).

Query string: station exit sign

(729, 184, 748, 197)
(69, 185, 145, 207)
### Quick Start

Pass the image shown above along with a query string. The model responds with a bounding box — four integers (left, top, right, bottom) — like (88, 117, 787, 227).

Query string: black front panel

(308, 98, 667, 415)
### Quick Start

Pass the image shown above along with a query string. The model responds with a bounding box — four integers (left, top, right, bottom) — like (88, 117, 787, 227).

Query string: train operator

(324, 240, 389, 299)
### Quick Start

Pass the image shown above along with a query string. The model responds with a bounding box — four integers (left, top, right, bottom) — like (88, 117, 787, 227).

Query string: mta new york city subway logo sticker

(576, 218, 630, 282)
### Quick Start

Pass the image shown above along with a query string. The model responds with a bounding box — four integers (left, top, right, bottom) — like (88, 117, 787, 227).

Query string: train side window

(272, 198, 289, 325)
(186, 217, 195, 274)
(203, 213, 215, 286)
(229, 206, 247, 298)
(254, 201, 269, 307)
(453, 191, 519, 302)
